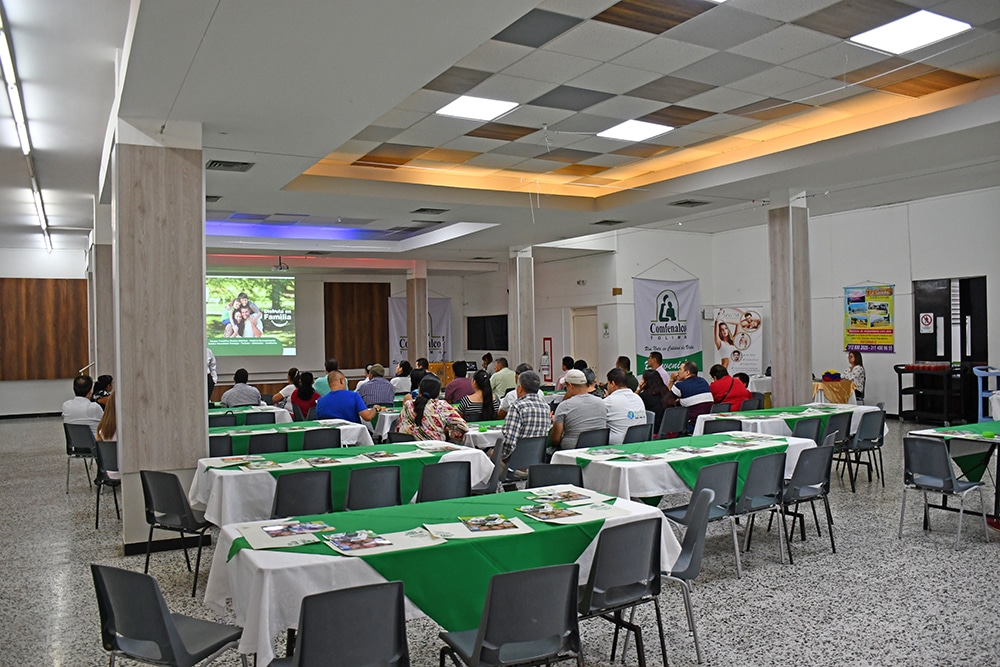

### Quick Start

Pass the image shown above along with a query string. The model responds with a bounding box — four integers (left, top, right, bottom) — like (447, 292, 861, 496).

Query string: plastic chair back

(140, 470, 201, 531)
(750, 391, 765, 403)
(306, 407, 317, 420)
(691, 460, 738, 521)
(581, 518, 661, 613)
(292, 403, 305, 422)
(622, 422, 654, 444)
(505, 435, 547, 480)
(527, 464, 583, 489)
(248, 432, 288, 455)
(740, 397, 763, 411)
(792, 417, 823, 444)
(245, 411, 277, 426)
(658, 406, 689, 438)
(710, 402, 731, 414)
(209, 414, 237, 428)
(736, 452, 786, 514)
(388, 432, 417, 443)
(64, 422, 96, 456)
(417, 461, 471, 502)
(474, 441, 506, 494)
(290, 582, 410, 667)
(272, 470, 333, 518)
(903, 436, 955, 492)
(96, 440, 119, 480)
(784, 445, 834, 502)
(851, 409, 885, 449)
(209, 435, 232, 457)
(703, 418, 742, 435)
(575, 428, 611, 449)
(345, 465, 401, 510)
(823, 412, 852, 446)
(303, 428, 341, 450)
(669, 488, 715, 582)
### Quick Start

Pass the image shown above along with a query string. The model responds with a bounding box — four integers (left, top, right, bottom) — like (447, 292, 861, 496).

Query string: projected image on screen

(206, 276, 295, 356)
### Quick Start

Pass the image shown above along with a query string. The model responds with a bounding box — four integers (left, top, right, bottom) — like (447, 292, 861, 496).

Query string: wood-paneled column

(88, 201, 116, 379)
(406, 261, 429, 362)
(508, 247, 535, 368)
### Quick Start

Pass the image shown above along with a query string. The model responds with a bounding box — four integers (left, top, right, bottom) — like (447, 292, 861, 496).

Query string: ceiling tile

(612, 142, 677, 157)
(567, 63, 665, 94)
(464, 152, 534, 168)
(727, 98, 814, 120)
(909, 28, 1000, 71)
(440, 136, 508, 152)
(569, 135, 641, 153)
(516, 128, 589, 149)
(640, 104, 716, 126)
(664, 6, 783, 50)
(780, 41, 889, 78)
(793, 0, 916, 39)
(725, 0, 841, 22)
(535, 147, 603, 163)
(877, 69, 978, 96)
(468, 74, 558, 103)
(353, 143, 431, 168)
(729, 25, 842, 65)
(550, 163, 610, 176)
(781, 79, 869, 105)
(493, 9, 584, 47)
(843, 58, 935, 88)
(683, 112, 761, 133)
(670, 52, 772, 86)
(933, 0, 1000, 24)
(678, 86, 767, 112)
(938, 49, 1000, 79)
(539, 0, 621, 18)
(423, 66, 493, 95)
(509, 158, 560, 172)
(498, 104, 578, 127)
(545, 20, 654, 61)
(466, 122, 538, 141)
(397, 89, 457, 113)
(627, 74, 716, 103)
(580, 152, 642, 167)
(584, 94, 670, 118)
(502, 50, 602, 84)
(456, 40, 534, 72)
(548, 113, 621, 133)
(594, 0, 720, 34)
(728, 66, 826, 97)
(419, 148, 480, 163)
(612, 36, 717, 73)
(529, 85, 616, 110)
(351, 126, 402, 143)
(489, 142, 552, 158)
(372, 108, 427, 130)
(644, 126, 715, 146)
(391, 115, 482, 147)
(328, 139, 381, 157)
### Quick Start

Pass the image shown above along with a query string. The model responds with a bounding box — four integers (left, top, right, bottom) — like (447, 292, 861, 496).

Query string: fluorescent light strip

(598, 119, 673, 142)
(435, 95, 518, 122)
(850, 10, 971, 55)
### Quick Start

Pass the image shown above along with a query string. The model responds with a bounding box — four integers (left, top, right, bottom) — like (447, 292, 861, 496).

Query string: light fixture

(435, 95, 518, 122)
(850, 10, 970, 55)
(597, 119, 673, 142)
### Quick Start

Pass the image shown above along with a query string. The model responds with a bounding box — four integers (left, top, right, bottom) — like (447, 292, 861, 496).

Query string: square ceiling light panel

(436, 95, 518, 121)
(850, 10, 971, 55)
(598, 119, 674, 142)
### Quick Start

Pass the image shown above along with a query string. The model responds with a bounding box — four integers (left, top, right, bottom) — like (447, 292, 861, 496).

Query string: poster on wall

(633, 278, 702, 373)
(844, 284, 894, 353)
(206, 276, 296, 356)
(388, 297, 451, 367)
(713, 306, 763, 373)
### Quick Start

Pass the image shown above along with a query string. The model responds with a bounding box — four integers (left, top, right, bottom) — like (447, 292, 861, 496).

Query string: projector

(271, 256, 290, 272)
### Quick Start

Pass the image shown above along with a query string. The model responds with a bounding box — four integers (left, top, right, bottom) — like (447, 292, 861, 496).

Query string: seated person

(638, 369, 674, 434)
(668, 361, 714, 431)
(315, 371, 380, 424)
(498, 363, 544, 419)
(271, 367, 299, 408)
(459, 370, 500, 422)
(708, 364, 752, 411)
(220, 368, 262, 407)
(62, 375, 104, 437)
(444, 360, 475, 403)
(498, 370, 551, 459)
(313, 359, 339, 396)
(733, 372, 751, 388)
(96, 392, 117, 442)
(91, 375, 114, 408)
(550, 369, 606, 450)
(615, 356, 639, 392)
(396, 375, 469, 442)
(604, 368, 646, 445)
(390, 360, 412, 394)
(357, 363, 395, 407)
(554, 356, 574, 391)
(489, 357, 517, 398)
(289, 371, 320, 419)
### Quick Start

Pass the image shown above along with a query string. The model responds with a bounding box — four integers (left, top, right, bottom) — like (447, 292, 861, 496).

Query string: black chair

(140, 470, 213, 597)
(579, 518, 666, 667)
(292, 403, 306, 421)
(248, 432, 288, 455)
(527, 464, 584, 489)
(750, 391, 766, 404)
(387, 431, 417, 443)
(823, 411, 853, 450)
(737, 452, 790, 565)
(208, 413, 237, 428)
(710, 402, 731, 414)
(417, 461, 472, 502)
(272, 470, 333, 518)
(91, 564, 248, 667)
(504, 435, 547, 487)
(791, 417, 823, 444)
(663, 488, 715, 665)
(739, 397, 763, 411)
(773, 444, 836, 557)
(622, 422, 654, 444)
(439, 563, 583, 667)
(839, 409, 886, 492)
(94, 440, 120, 529)
(658, 406, 689, 439)
(302, 428, 341, 450)
(473, 442, 505, 495)
(209, 435, 233, 457)
(899, 436, 991, 549)
(663, 460, 742, 577)
(64, 422, 96, 493)
(345, 465, 401, 510)
(306, 407, 317, 420)
(270, 581, 409, 667)
(246, 411, 277, 426)
(575, 427, 611, 449)
(703, 418, 742, 435)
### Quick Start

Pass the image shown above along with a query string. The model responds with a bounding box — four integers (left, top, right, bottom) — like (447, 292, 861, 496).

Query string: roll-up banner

(388, 297, 451, 367)
(633, 278, 702, 373)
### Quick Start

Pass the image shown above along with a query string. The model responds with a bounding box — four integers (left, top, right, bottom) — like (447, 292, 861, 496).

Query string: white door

(571, 308, 599, 371)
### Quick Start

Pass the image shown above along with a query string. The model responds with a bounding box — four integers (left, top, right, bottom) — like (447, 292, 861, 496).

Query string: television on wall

(466, 314, 508, 351)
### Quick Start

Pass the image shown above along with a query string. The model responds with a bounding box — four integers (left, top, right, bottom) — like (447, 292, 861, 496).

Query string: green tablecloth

(208, 443, 448, 511)
(228, 491, 605, 631)
(210, 420, 348, 455)
(928, 422, 999, 482)
(717, 404, 848, 434)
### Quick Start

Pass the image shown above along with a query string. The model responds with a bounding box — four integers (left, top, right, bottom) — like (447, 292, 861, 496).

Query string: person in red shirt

(289, 371, 320, 420)
(708, 364, 752, 411)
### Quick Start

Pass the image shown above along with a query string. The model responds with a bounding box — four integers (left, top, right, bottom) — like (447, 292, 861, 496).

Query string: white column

(508, 247, 535, 367)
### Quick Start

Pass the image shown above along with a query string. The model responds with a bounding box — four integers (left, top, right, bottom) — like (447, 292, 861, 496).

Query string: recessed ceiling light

(597, 119, 673, 142)
(435, 95, 518, 122)
(850, 10, 970, 55)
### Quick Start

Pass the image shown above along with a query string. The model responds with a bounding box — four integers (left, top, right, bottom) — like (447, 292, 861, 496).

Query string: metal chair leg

(898, 487, 907, 538)
(729, 517, 742, 578)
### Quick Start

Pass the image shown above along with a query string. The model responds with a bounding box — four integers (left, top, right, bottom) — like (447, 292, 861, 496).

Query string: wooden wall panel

(0, 278, 89, 380)
(324, 283, 390, 369)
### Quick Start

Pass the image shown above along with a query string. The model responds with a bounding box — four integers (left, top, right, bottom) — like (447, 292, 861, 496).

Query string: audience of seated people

(549, 369, 606, 450)
(220, 368, 262, 408)
(497, 363, 544, 419)
(312, 358, 339, 396)
(489, 357, 517, 399)
(668, 361, 714, 432)
(458, 370, 499, 422)
(62, 374, 104, 437)
(357, 363, 395, 407)
(498, 370, 550, 460)
(271, 367, 299, 408)
(390, 360, 412, 394)
(289, 371, 320, 418)
(708, 364, 752, 411)
(396, 375, 469, 442)
(638, 368, 674, 434)
(604, 367, 647, 445)
(315, 370, 381, 424)
(443, 360, 475, 403)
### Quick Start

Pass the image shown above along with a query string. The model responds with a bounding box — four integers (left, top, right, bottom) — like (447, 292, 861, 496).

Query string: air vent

(410, 207, 449, 215)
(472, 256, 493, 260)
(205, 195, 222, 203)
(592, 219, 626, 226)
(410, 219, 446, 225)
(668, 199, 710, 208)
(205, 159, 254, 172)
(388, 226, 425, 233)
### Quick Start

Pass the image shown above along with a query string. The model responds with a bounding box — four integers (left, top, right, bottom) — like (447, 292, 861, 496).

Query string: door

(571, 308, 598, 372)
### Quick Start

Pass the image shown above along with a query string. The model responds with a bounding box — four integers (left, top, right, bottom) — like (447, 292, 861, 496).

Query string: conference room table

(693, 403, 881, 437)
(551, 432, 815, 501)
(811, 380, 857, 404)
(189, 442, 493, 525)
(204, 487, 679, 665)
(208, 419, 374, 455)
(907, 422, 1000, 519)
(208, 404, 293, 425)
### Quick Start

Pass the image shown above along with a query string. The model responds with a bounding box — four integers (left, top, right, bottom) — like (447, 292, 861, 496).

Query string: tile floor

(2, 416, 998, 666)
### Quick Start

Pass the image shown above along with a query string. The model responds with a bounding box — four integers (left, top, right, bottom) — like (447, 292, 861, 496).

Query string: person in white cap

(550, 369, 607, 450)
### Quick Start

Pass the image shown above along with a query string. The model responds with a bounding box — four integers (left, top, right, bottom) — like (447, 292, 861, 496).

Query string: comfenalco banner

(388, 297, 451, 368)
(633, 278, 702, 373)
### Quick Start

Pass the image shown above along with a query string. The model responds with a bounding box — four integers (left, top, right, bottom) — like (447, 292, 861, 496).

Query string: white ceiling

(1, 0, 998, 270)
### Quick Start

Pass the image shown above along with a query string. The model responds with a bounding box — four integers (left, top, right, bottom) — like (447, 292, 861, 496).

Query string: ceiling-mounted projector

(272, 256, 290, 272)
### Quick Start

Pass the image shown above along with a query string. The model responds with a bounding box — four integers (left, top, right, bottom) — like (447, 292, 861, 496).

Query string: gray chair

(839, 409, 886, 492)
(208, 413, 237, 428)
(739, 397, 763, 411)
(791, 417, 823, 444)
(702, 419, 742, 435)
(823, 411, 852, 449)
(663, 460, 742, 577)
(94, 440, 120, 530)
(417, 461, 472, 503)
(345, 465, 401, 510)
(64, 422, 96, 493)
(737, 452, 789, 566)
(91, 564, 248, 667)
(579, 518, 665, 667)
(208, 435, 232, 457)
(780, 444, 836, 557)
(663, 488, 715, 665)
(248, 432, 288, 455)
(622, 422, 654, 444)
(750, 391, 765, 404)
(527, 464, 584, 489)
(504, 435, 548, 486)
(387, 431, 417, 443)
(472, 441, 505, 495)
(658, 406, 689, 439)
(139, 470, 213, 598)
(899, 436, 990, 549)
(291, 403, 306, 421)
(268, 581, 409, 667)
(302, 428, 341, 450)
(245, 411, 277, 426)
(271, 469, 333, 518)
(439, 563, 583, 667)
(710, 402, 731, 414)
(575, 427, 611, 449)
(306, 407, 317, 420)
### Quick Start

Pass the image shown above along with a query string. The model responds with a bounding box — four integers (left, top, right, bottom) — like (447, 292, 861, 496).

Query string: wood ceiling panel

(878, 69, 978, 97)
(594, 0, 719, 34)
(466, 122, 538, 141)
(640, 104, 715, 126)
(792, 0, 915, 39)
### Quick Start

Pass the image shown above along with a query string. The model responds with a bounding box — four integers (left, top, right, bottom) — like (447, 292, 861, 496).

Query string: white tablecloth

(693, 403, 881, 437)
(463, 427, 505, 450)
(551, 434, 816, 499)
(204, 494, 680, 665)
(368, 410, 401, 441)
(188, 445, 493, 526)
(747, 376, 771, 395)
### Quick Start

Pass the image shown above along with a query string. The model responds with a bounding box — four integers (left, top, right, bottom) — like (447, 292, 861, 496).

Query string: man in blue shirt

(315, 370, 379, 423)
(357, 363, 395, 407)
(668, 361, 714, 432)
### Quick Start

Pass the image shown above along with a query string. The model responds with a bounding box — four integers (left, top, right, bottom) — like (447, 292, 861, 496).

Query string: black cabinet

(894, 364, 965, 425)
